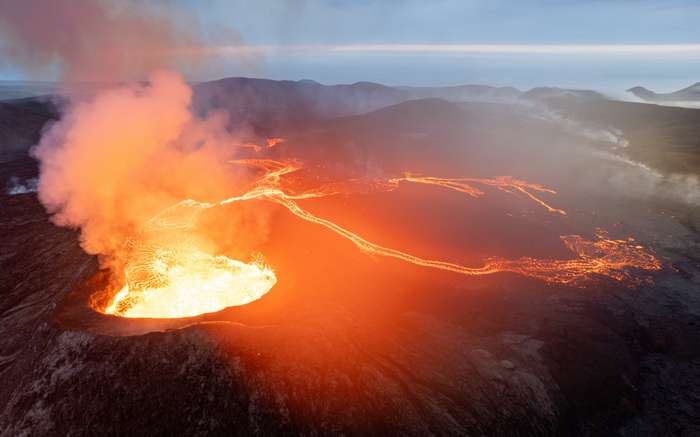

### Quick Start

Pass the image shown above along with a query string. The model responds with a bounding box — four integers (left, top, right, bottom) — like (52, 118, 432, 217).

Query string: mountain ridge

(627, 81, 700, 103)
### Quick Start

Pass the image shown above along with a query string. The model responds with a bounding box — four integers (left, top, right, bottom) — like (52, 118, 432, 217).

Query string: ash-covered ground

(1, 82, 700, 436)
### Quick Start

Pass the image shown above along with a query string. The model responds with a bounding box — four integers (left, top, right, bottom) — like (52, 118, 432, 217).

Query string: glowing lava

(102, 158, 660, 319)
(266, 137, 284, 148)
(236, 137, 285, 153)
(388, 174, 567, 215)
(106, 249, 276, 318)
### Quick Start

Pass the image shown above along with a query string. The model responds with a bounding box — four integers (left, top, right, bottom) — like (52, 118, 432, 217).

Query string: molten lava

(106, 250, 275, 318)
(101, 157, 661, 319)
(266, 137, 284, 148)
(388, 174, 567, 215)
(236, 137, 285, 153)
(103, 201, 276, 318)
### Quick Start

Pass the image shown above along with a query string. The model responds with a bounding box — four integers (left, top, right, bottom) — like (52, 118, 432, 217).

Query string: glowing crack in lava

(103, 158, 661, 319)
(236, 137, 285, 153)
(388, 175, 567, 215)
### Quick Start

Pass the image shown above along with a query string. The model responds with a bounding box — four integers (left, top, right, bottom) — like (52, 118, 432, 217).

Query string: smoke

(592, 150, 700, 207)
(606, 153, 700, 207)
(531, 106, 629, 150)
(32, 71, 257, 263)
(0, 1, 268, 269)
(516, 102, 700, 208)
(0, 0, 202, 82)
(545, 108, 700, 207)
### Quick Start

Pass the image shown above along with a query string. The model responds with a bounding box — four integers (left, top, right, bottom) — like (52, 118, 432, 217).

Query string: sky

(2, 0, 700, 96)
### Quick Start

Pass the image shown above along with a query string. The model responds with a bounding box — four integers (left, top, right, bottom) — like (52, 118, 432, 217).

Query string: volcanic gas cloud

(5, 1, 662, 319)
(35, 71, 279, 318)
(0, 1, 274, 317)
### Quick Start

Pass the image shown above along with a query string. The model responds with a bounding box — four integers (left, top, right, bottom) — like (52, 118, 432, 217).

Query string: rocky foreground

(2, 158, 700, 436)
(2, 91, 700, 436)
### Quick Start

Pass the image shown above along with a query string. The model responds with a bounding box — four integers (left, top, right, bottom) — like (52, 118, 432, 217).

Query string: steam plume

(33, 71, 247, 259)
(0, 0, 200, 82)
(1, 1, 264, 269)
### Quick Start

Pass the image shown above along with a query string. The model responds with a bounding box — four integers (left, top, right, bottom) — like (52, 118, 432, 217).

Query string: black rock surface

(1, 95, 699, 436)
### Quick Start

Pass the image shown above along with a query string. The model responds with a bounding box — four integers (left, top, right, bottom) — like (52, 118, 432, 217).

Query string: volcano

(1, 79, 700, 436)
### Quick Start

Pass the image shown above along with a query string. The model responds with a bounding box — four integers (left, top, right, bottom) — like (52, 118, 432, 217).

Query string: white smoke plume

(592, 150, 700, 206)
(0, 1, 267, 269)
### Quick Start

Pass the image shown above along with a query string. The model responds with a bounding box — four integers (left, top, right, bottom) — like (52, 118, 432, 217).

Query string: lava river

(99, 157, 661, 319)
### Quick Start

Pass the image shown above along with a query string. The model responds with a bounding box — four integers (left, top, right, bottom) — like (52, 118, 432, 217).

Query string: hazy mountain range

(1, 77, 598, 108)
(191, 78, 610, 136)
(0, 81, 58, 101)
(628, 82, 700, 104)
(2, 77, 699, 177)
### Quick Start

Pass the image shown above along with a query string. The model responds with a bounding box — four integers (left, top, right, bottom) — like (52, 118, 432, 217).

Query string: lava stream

(104, 158, 660, 319)
(236, 137, 285, 153)
(161, 159, 658, 284)
(389, 175, 566, 215)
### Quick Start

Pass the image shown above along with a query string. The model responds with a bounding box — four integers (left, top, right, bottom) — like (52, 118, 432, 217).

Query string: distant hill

(3, 78, 522, 161)
(627, 82, 700, 103)
(399, 84, 521, 101)
(191, 78, 406, 134)
(521, 87, 607, 102)
(282, 97, 571, 177)
(0, 76, 628, 166)
(0, 81, 58, 101)
(0, 97, 58, 162)
(542, 97, 700, 175)
(192, 77, 527, 135)
(0, 77, 606, 140)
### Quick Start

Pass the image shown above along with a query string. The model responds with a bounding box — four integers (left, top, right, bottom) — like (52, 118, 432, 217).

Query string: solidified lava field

(2, 84, 700, 436)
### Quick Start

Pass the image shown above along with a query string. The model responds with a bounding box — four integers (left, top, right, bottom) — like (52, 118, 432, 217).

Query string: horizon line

(204, 43, 700, 57)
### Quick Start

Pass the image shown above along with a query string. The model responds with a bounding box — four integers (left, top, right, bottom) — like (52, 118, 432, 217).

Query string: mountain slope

(400, 84, 521, 101)
(0, 97, 58, 162)
(191, 78, 525, 135)
(522, 87, 607, 102)
(191, 77, 406, 134)
(627, 82, 700, 103)
(541, 97, 700, 175)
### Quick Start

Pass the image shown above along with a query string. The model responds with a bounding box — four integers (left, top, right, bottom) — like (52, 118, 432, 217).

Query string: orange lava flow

(219, 161, 657, 284)
(266, 137, 284, 148)
(389, 175, 567, 215)
(235, 137, 285, 153)
(103, 158, 660, 319)
(263, 197, 656, 284)
(237, 143, 262, 153)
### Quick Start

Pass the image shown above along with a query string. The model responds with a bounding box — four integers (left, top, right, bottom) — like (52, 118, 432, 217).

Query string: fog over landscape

(1, 1, 699, 436)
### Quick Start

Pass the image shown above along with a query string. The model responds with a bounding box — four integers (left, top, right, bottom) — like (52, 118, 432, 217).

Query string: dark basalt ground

(1, 94, 700, 436)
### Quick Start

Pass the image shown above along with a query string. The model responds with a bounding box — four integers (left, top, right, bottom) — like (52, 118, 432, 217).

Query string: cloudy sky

(196, 0, 698, 45)
(4, 0, 700, 95)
